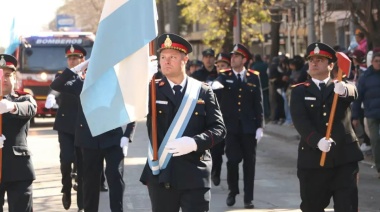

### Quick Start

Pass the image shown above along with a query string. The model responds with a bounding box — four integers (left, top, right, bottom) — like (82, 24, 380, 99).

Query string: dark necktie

(173, 85, 183, 106)
(237, 73, 242, 85)
(319, 82, 326, 96)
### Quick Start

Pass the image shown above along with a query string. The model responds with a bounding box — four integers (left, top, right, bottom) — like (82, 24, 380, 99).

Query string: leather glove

(0, 99, 15, 114)
(45, 94, 56, 109)
(0, 135, 5, 148)
(120, 137, 129, 157)
(334, 81, 347, 96)
(70, 59, 90, 74)
(317, 137, 333, 152)
(211, 81, 224, 90)
(149, 55, 158, 77)
(255, 128, 263, 143)
(165, 136, 197, 157)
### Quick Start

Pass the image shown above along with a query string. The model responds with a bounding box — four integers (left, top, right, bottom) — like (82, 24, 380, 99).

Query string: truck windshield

(21, 46, 92, 72)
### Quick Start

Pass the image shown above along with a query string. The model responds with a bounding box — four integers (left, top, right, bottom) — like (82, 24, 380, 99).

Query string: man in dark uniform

(140, 33, 226, 212)
(0, 54, 36, 212)
(209, 52, 230, 186)
(45, 44, 86, 211)
(50, 60, 136, 212)
(191, 48, 218, 81)
(213, 44, 263, 209)
(290, 42, 363, 211)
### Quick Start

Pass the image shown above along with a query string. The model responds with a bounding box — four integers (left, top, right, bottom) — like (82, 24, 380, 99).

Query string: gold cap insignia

(313, 43, 320, 54)
(233, 45, 238, 51)
(217, 54, 222, 60)
(70, 45, 75, 53)
(0, 56, 5, 66)
(164, 35, 172, 48)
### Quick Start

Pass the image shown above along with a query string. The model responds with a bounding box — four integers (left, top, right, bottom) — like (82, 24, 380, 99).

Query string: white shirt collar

(167, 76, 187, 93)
(311, 77, 330, 89)
(233, 69, 246, 78)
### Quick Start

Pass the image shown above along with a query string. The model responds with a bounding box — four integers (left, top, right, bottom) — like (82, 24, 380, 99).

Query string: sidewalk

(264, 123, 375, 167)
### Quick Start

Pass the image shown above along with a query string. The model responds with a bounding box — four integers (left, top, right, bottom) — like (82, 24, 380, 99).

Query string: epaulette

(158, 80, 165, 87)
(57, 70, 63, 74)
(219, 69, 231, 73)
(248, 69, 260, 76)
(14, 90, 30, 96)
(291, 82, 311, 88)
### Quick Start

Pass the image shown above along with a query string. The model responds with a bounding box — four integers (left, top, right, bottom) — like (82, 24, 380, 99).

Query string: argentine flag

(5, 18, 19, 55)
(80, 0, 158, 136)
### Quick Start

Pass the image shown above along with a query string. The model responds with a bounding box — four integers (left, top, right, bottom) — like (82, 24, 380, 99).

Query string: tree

(345, 0, 380, 49)
(49, 0, 105, 32)
(179, 0, 270, 52)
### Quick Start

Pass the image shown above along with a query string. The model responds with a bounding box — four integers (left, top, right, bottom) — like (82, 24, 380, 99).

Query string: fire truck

(13, 32, 94, 122)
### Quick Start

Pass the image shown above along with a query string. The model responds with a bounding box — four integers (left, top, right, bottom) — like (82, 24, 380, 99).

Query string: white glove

(317, 137, 333, 152)
(0, 135, 5, 148)
(0, 99, 15, 114)
(70, 59, 90, 74)
(120, 137, 129, 157)
(45, 94, 56, 109)
(149, 55, 158, 78)
(211, 81, 224, 90)
(165, 136, 197, 157)
(334, 81, 347, 96)
(255, 128, 263, 142)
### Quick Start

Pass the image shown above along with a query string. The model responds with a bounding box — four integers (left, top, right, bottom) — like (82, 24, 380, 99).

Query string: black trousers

(147, 175, 210, 212)
(225, 129, 257, 202)
(0, 180, 33, 212)
(211, 140, 225, 179)
(58, 131, 75, 194)
(82, 145, 124, 212)
(297, 162, 359, 212)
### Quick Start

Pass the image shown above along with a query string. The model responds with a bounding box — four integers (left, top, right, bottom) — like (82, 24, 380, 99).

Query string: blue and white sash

(148, 77, 202, 175)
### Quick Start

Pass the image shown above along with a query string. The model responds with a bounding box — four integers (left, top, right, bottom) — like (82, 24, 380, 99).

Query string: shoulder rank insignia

(248, 69, 260, 76)
(158, 81, 165, 86)
(247, 83, 256, 87)
(219, 68, 231, 73)
(291, 82, 310, 88)
(197, 99, 205, 104)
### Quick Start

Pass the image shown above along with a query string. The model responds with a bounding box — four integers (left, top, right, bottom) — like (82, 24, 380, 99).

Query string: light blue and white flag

(5, 18, 19, 54)
(80, 0, 158, 136)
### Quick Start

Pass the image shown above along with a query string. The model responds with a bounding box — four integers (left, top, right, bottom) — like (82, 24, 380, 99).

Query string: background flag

(80, 0, 158, 136)
(5, 18, 19, 54)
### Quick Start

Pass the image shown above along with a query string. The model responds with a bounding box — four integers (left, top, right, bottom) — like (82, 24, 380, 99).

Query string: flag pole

(320, 53, 347, 167)
(0, 69, 4, 182)
(149, 40, 158, 161)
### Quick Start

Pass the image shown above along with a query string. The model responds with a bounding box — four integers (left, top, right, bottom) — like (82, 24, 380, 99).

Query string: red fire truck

(12, 32, 94, 122)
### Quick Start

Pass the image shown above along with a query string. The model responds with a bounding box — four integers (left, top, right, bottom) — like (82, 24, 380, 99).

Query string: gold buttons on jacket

(239, 88, 242, 91)
(326, 123, 328, 126)
(238, 102, 241, 105)
(238, 109, 241, 112)
(323, 112, 327, 116)
(80, 124, 83, 127)
(62, 114, 65, 116)
(238, 95, 241, 98)
(159, 110, 162, 114)
(311, 104, 314, 107)
(195, 112, 199, 115)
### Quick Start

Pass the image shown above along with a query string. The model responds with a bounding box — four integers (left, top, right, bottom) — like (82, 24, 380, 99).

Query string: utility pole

(233, 0, 241, 44)
(307, 0, 316, 43)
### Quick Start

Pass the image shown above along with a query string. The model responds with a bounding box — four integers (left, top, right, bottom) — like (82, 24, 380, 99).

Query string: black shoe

(212, 176, 220, 186)
(62, 192, 71, 210)
(244, 201, 254, 209)
(226, 193, 236, 206)
(100, 184, 108, 192)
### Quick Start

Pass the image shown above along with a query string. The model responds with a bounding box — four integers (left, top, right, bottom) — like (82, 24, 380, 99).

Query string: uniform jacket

(191, 66, 218, 82)
(214, 69, 263, 134)
(50, 68, 136, 149)
(51, 73, 79, 135)
(140, 77, 226, 189)
(2, 92, 36, 182)
(290, 79, 363, 169)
